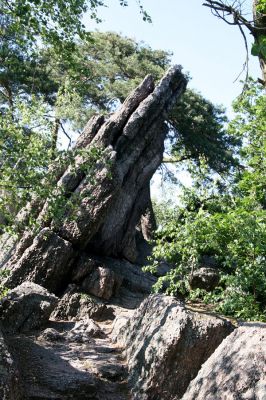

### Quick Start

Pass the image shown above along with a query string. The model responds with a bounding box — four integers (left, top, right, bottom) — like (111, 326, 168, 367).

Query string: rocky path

(7, 306, 132, 400)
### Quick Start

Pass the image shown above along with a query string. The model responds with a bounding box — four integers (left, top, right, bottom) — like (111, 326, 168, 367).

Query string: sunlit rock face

(113, 294, 234, 400)
(182, 324, 266, 400)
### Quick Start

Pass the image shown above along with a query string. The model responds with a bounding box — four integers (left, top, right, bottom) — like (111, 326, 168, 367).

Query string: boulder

(0, 281, 58, 334)
(3, 228, 74, 294)
(39, 319, 105, 343)
(51, 286, 114, 322)
(71, 253, 156, 307)
(38, 328, 62, 342)
(189, 267, 220, 291)
(113, 294, 234, 400)
(0, 329, 20, 400)
(81, 267, 121, 300)
(63, 319, 105, 343)
(182, 323, 266, 400)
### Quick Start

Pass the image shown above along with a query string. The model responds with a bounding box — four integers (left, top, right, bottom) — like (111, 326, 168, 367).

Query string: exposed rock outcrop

(0, 329, 20, 400)
(0, 66, 264, 400)
(51, 285, 112, 322)
(7, 315, 129, 400)
(182, 323, 266, 400)
(4, 229, 74, 293)
(0, 282, 58, 334)
(71, 254, 156, 307)
(112, 294, 234, 400)
(1, 66, 187, 296)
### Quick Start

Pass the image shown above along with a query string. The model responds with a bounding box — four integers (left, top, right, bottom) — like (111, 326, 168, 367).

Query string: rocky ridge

(0, 67, 265, 400)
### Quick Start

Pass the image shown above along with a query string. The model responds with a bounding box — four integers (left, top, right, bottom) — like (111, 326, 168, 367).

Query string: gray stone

(0, 329, 20, 400)
(63, 319, 105, 343)
(72, 254, 99, 283)
(1, 67, 187, 291)
(0, 282, 58, 334)
(51, 286, 112, 322)
(3, 228, 74, 294)
(189, 267, 220, 291)
(182, 323, 266, 400)
(81, 266, 122, 300)
(114, 294, 234, 400)
(38, 328, 62, 342)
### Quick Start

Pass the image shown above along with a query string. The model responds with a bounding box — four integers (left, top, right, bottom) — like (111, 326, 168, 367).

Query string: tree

(203, 0, 266, 84)
(148, 79, 266, 321)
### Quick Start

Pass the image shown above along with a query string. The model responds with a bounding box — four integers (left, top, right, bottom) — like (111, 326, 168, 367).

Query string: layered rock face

(0, 66, 187, 295)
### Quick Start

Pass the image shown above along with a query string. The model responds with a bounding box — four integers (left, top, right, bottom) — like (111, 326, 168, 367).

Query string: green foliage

(0, 96, 54, 225)
(256, 0, 266, 14)
(150, 80, 266, 321)
(251, 36, 266, 58)
(168, 89, 240, 174)
(44, 31, 172, 129)
(0, 269, 10, 299)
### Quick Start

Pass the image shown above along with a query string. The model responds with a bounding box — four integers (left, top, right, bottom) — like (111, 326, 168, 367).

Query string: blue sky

(85, 0, 261, 115)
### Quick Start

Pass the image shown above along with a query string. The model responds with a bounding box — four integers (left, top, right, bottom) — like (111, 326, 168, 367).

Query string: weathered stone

(72, 254, 99, 283)
(7, 335, 99, 400)
(189, 267, 220, 291)
(0, 282, 58, 334)
(51, 286, 112, 322)
(3, 228, 74, 294)
(73, 254, 155, 297)
(8, 320, 130, 399)
(0, 329, 20, 400)
(38, 328, 62, 342)
(63, 319, 105, 343)
(182, 323, 266, 400)
(1, 66, 187, 291)
(82, 267, 122, 300)
(114, 294, 234, 400)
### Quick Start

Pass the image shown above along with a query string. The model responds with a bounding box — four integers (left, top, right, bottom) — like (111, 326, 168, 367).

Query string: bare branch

(59, 121, 72, 150)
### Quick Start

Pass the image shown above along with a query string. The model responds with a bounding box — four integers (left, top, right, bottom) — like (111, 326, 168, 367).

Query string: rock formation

(182, 324, 266, 399)
(112, 294, 234, 400)
(0, 65, 187, 293)
(0, 66, 265, 400)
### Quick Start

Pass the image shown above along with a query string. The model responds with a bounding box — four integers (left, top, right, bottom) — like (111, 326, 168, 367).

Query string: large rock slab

(7, 320, 129, 399)
(0, 67, 187, 294)
(182, 323, 266, 400)
(3, 228, 74, 294)
(0, 329, 20, 400)
(113, 294, 234, 400)
(0, 282, 58, 334)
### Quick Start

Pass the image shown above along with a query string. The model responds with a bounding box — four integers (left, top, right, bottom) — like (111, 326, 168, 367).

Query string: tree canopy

(149, 80, 266, 321)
